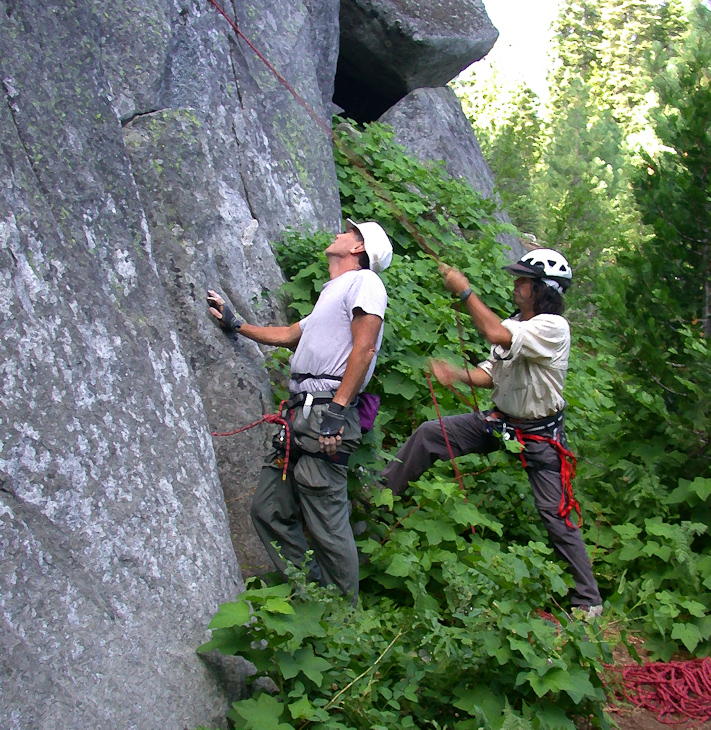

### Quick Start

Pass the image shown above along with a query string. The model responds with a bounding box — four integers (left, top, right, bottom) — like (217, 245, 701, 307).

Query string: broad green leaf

(613, 524, 642, 540)
(381, 372, 419, 400)
(385, 553, 418, 577)
(535, 703, 576, 730)
(276, 647, 331, 686)
(511, 557, 531, 584)
(197, 625, 251, 655)
(264, 598, 295, 615)
(372, 487, 394, 510)
(228, 694, 292, 730)
(618, 543, 644, 562)
(671, 622, 703, 653)
(208, 601, 250, 629)
(241, 583, 293, 602)
(262, 601, 327, 647)
(452, 684, 505, 721)
(503, 437, 525, 454)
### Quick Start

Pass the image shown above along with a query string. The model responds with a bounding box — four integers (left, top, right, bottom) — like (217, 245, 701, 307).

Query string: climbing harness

(211, 400, 291, 481)
(490, 408, 582, 530)
(211, 392, 352, 479)
(513, 429, 582, 529)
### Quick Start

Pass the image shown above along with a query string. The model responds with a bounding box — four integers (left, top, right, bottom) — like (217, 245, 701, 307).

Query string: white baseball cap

(346, 218, 393, 273)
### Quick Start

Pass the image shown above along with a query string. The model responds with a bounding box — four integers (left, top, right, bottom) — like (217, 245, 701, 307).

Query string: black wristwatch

(459, 287, 473, 303)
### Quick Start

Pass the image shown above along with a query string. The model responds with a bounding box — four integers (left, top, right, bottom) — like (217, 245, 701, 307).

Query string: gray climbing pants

(251, 399, 361, 601)
(382, 411, 602, 608)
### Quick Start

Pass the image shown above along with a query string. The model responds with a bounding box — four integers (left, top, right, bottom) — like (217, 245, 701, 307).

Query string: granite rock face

(108, 0, 341, 574)
(0, 0, 339, 728)
(380, 87, 526, 261)
(336, 0, 499, 120)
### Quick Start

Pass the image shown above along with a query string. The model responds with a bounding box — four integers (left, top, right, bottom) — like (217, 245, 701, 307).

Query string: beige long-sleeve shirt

(477, 313, 570, 419)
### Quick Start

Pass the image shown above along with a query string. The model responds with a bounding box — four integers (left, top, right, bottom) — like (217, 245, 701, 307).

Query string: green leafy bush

(200, 477, 613, 729)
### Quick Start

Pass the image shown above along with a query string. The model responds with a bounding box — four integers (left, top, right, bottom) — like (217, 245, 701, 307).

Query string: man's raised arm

(207, 289, 301, 348)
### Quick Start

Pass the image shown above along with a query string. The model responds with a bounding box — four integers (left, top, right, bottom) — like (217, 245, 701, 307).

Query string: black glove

(207, 291, 243, 332)
(320, 402, 347, 437)
(220, 304, 243, 332)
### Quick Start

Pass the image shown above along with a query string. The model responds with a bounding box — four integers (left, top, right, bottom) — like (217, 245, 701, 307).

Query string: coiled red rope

(607, 658, 711, 725)
(211, 400, 291, 481)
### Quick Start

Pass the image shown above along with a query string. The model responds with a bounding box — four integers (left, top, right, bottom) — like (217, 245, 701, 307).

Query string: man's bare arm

(207, 289, 301, 348)
(318, 309, 382, 455)
(438, 265, 512, 349)
(237, 322, 302, 348)
(332, 310, 382, 407)
(430, 359, 494, 389)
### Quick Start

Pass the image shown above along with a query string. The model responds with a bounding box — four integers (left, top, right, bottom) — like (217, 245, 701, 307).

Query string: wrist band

(459, 287, 473, 303)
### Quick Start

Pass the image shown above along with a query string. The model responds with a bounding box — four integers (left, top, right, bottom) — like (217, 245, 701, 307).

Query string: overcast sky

(460, 0, 562, 103)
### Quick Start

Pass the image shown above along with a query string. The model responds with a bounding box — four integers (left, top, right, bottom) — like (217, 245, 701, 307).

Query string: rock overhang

(334, 0, 498, 122)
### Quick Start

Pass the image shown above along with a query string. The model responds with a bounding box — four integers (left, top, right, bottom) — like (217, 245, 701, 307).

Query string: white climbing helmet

(504, 248, 573, 293)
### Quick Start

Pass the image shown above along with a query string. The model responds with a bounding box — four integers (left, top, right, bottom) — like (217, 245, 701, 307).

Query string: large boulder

(380, 86, 526, 260)
(0, 0, 340, 727)
(335, 0, 499, 121)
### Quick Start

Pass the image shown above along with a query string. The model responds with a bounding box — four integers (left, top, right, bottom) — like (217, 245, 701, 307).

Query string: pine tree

(631, 2, 711, 338)
(596, 2, 711, 479)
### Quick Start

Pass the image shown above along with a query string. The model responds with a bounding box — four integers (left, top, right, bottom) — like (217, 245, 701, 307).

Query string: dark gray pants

(251, 401, 361, 600)
(382, 412, 601, 607)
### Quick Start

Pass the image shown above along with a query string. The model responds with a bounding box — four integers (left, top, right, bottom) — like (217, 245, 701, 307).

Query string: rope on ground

(606, 657, 711, 725)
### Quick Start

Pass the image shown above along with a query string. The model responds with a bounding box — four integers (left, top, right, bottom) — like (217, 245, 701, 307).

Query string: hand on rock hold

(207, 289, 243, 332)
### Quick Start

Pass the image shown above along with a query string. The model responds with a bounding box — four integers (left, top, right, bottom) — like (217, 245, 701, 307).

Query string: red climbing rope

(513, 429, 582, 529)
(425, 372, 475, 534)
(425, 371, 465, 492)
(206, 0, 332, 136)
(211, 400, 291, 481)
(607, 658, 711, 725)
(205, 0, 443, 263)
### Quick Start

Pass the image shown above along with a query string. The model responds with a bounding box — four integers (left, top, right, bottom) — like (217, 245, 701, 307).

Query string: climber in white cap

(207, 219, 393, 601)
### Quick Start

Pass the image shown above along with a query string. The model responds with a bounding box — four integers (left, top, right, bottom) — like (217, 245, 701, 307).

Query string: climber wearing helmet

(207, 219, 393, 602)
(381, 248, 603, 617)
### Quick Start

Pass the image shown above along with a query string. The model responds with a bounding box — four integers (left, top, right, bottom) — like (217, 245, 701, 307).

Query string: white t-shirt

(477, 313, 570, 419)
(289, 269, 387, 394)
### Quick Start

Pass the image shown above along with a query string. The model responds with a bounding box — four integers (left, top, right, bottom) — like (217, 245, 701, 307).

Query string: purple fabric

(357, 393, 380, 432)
